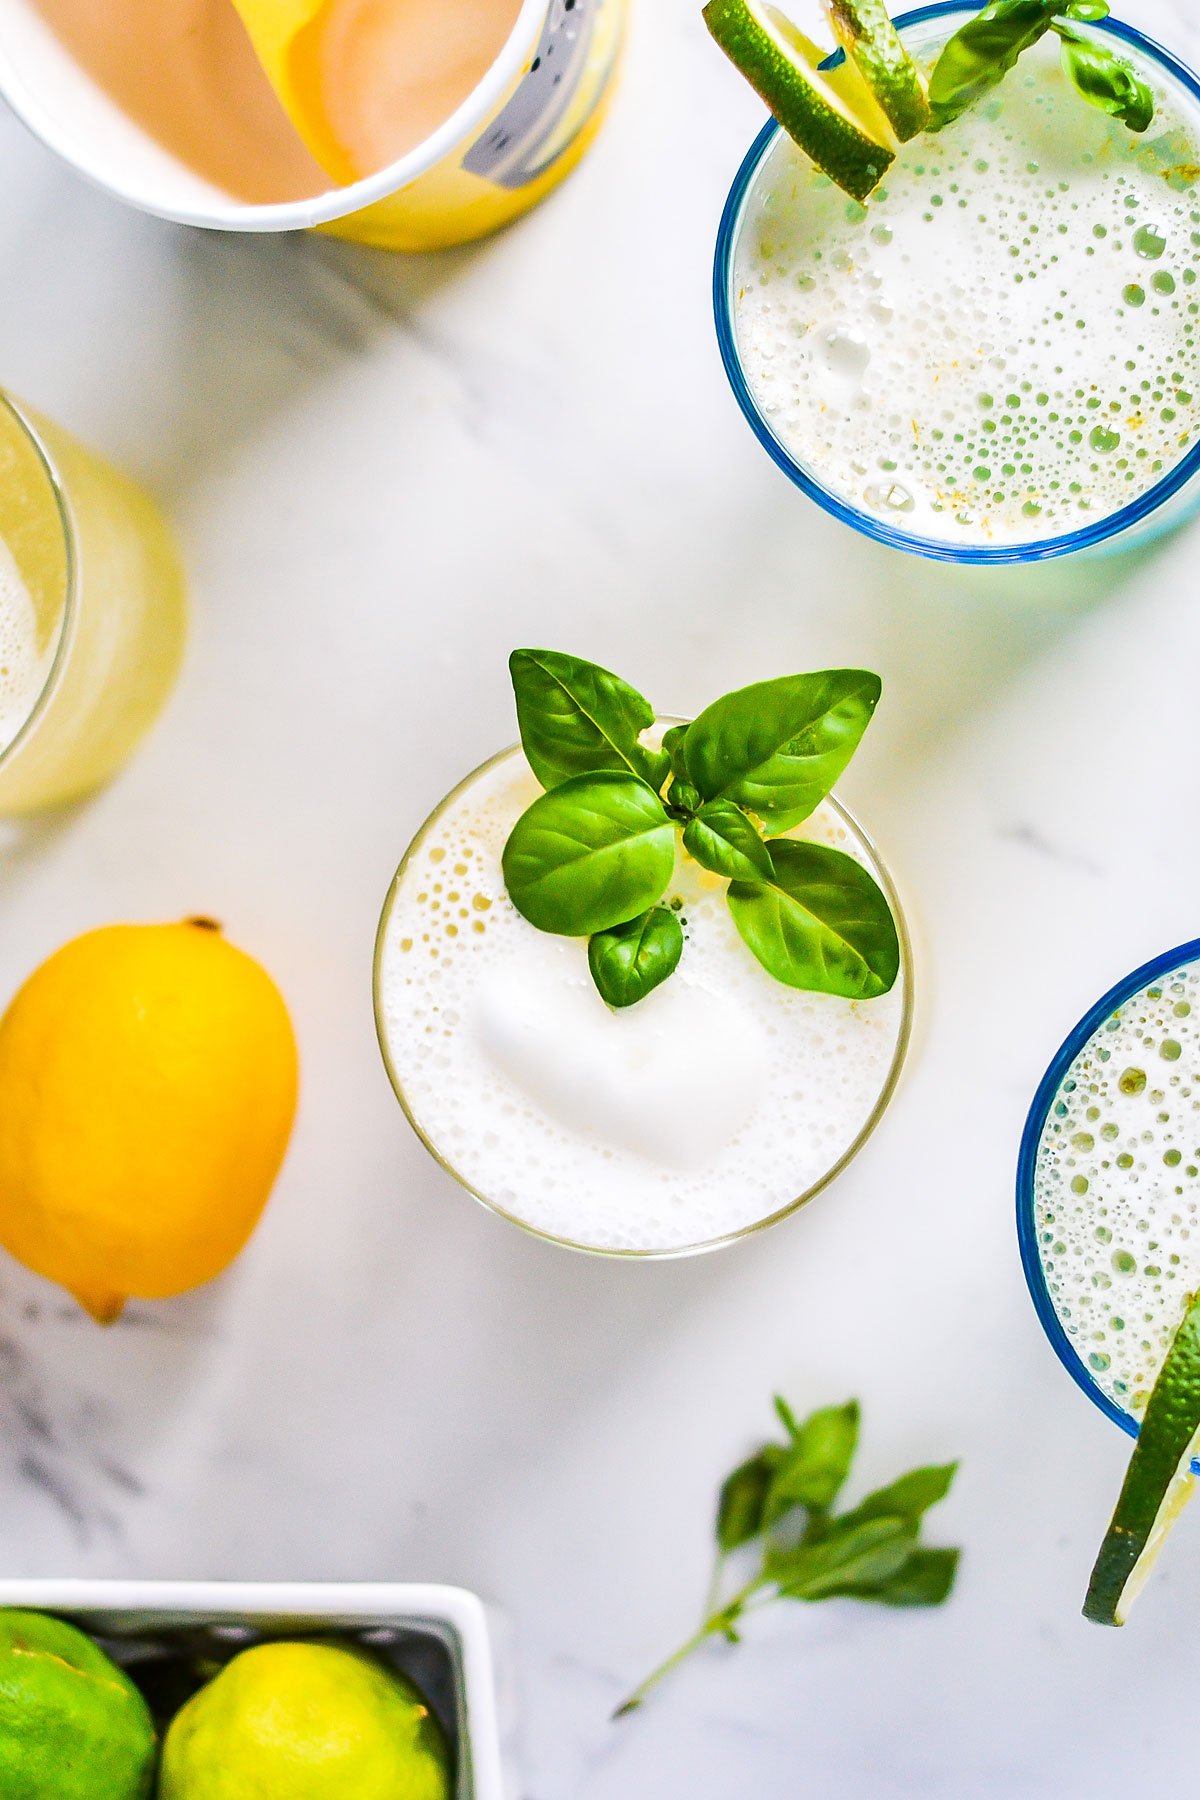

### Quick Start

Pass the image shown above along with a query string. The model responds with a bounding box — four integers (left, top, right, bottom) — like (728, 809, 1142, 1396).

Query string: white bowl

(0, 1580, 512, 1798)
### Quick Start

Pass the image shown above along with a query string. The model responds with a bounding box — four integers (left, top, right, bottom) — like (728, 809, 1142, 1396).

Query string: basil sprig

(615, 1396, 960, 1716)
(929, 0, 1154, 135)
(502, 650, 898, 1009)
(588, 908, 683, 1009)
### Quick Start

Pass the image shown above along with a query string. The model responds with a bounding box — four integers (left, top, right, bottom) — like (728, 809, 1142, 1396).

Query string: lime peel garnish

(703, 0, 898, 203)
(823, 0, 930, 142)
(1083, 1289, 1200, 1626)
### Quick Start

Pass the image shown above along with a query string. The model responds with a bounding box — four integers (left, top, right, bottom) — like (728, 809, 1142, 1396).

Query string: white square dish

(0, 1580, 511, 1799)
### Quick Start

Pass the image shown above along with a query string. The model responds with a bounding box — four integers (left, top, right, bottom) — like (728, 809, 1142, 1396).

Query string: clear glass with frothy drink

(374, 734, 914, 1258)
(716, 4, 1200, 562)
(1019, 938, 1200, 1465)
(0, 394, 186, 815)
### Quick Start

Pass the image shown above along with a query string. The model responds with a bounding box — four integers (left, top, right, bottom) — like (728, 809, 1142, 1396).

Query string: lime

(822, 0, 929, 141)
(159, 1641, 452, 1800)
(1083, 1289, 1200, 1625)
(0, 1610, 156, 1799)
(704, 0, 897, 202)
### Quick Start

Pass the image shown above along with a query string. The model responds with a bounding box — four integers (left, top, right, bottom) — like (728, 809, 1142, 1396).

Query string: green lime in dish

(0, 1610, 157, 1799)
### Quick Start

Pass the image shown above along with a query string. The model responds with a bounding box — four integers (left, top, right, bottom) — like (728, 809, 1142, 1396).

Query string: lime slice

(1083, 1289, 1200, 1626)
(822, 0, 930, 141)
(704, 0, 897, 203)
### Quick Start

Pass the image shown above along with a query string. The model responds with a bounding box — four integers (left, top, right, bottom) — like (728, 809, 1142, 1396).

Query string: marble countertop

(2, 0, 1200, 1794)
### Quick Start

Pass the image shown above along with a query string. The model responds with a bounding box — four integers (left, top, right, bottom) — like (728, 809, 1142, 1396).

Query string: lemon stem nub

(71, 1286, 127, 1326)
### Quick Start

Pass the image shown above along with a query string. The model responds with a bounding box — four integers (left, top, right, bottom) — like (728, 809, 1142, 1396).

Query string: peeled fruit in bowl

(159, 1641, 453, 1800)
(0, 920, 299, 1323)
(0, 1609, 157, 1799)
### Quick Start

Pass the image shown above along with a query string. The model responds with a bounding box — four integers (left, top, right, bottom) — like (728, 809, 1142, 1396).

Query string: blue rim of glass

(713, 3, 1200, 565)
(1016, 936, 1200, 1466)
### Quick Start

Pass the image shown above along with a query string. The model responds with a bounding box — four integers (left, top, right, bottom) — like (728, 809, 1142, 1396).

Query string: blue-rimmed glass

(1017, 937, 1200, 1469)
(714, 4, 1200, 565)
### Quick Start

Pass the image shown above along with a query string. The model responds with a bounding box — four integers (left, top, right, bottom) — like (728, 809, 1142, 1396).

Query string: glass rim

(0, 393, 78, 781)
(0, 0, 557, 233)
(373, 735, 916, 1260)
(713, 2, 1200, 566)
(1016, 934, 1200, 1464)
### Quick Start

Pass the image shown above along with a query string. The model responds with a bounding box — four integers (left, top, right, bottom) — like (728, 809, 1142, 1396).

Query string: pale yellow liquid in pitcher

(0, 398, 186, 815)
(34, 0, 524, 201)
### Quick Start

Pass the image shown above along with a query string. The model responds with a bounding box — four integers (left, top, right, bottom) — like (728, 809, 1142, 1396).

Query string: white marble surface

(2, 1, 1200, 1794)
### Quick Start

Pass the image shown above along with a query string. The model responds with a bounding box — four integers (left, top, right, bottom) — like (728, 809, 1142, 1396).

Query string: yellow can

(0, 0, 628, 250)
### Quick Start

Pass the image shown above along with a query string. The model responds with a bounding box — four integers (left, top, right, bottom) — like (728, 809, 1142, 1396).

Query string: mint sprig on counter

(502, 650, 899, 1009)
(928, 0, 1154, 134)
(614, 1397, 961, 1717)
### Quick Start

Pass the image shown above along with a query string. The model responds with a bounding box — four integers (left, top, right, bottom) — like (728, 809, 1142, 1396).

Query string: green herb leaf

(509, 648, 668, 792)
(727, 840, 900, 999)
(682, 671, 881, 831)
(769, 1514, 920, 1600)
(716, 1449, 783, 1553)
(764, 1400, 860, 1521)
(854, 1462, 960, 1525)
(683, 801, 774, 884)
(661, 723, 691, 779)
(666, 777, 702, 818)
(868, 1546, 961, 1607)
(502, 773, 676, 937)
(588, 907, 684, 1009)
(614, 1396, 962, 1719)
(1055, 23, 1154, 132)
(928, 0, 1059, 131)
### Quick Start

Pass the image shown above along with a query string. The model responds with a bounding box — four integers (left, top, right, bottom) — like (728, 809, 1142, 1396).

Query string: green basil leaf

(716, 1447, 783, 1552)
(588, 907, 683, 1009)
(769, 1515, 919, 1600)
(683, 671, 881, 830)
(854, 1462, 959, 1525)
(662, 723, 691, 780)
(1055, 24, 1154, 132)
(764, 1400, 860, 1521)
(509, 648, 667, 791)
(727, 840, 900, 999)
(683, 801, 774, 884)
(666, 777, 702, 818)
(927, 0, 1058, 131)
(1064, 0, 1109, 19)
(868, 1546, 961, 1608)
(502, 773, 676, 937)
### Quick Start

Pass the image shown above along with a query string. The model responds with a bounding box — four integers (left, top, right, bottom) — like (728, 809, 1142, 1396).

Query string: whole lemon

(160, 1642, 452, 1800)
(0, 920, 299, 1322)
(0, 1609, 157, 1798)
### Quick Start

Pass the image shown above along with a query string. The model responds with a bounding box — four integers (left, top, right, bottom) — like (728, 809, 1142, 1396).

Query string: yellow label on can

(321, 0, 627, 252)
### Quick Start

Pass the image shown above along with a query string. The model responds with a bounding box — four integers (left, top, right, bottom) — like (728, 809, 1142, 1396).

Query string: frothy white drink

(376, 746, 908, 1253)
(734, 32, 1200, 545)
(0, 539, 53, 760)
(1033, 957, 1200, 1416)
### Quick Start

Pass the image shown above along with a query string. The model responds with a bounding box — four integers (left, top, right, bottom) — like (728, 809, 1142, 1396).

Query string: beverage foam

(734, 32, 1200, 545)
(0, 537, 53, 761)
(1033, 958, 1200, 1416)
(377, 746, 907, 1253)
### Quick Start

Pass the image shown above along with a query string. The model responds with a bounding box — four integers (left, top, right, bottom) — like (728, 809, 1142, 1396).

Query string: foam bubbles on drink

(0, 538, 52, 758)
(377, 747, 907, 1253)
(734, 35, 1200, 545)
(1033, 961, 1200, 1417)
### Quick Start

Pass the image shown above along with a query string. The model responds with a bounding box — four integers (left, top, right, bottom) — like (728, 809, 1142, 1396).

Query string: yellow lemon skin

(160, 1642, 453, 1800)
(0, 921, 299, 1323)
